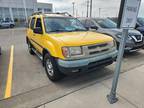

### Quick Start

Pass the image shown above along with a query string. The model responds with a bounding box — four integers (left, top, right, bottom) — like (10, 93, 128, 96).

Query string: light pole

(22, 0, 28, 23)
(86, 0, 89, 17)
(90, 0, 92, 17)
(72, 2, 75, 16)
(99, 8, 101, 17)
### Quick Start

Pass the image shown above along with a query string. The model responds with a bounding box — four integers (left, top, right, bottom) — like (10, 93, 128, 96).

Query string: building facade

(0, 0, 52, 26)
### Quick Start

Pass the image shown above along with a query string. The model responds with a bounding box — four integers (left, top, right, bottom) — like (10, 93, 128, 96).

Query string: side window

(36, 18, 42, 29)
(30, 17, 35, 30)
(33, 18, 43, 34)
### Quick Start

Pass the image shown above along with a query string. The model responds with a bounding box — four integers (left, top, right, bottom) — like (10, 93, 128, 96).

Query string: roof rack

(55, 12, 72, 17)
(32, 11, 73, 17)
(32, 11, 42, 15)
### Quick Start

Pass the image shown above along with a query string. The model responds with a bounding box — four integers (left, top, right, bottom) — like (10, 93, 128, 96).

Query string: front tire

(10, 24, 14, 28)
(44, 53, 64, 81)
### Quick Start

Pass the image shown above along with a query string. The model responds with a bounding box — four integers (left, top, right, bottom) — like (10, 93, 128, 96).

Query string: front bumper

(125, 41, 144, 52)
(57, 50, 118, 74)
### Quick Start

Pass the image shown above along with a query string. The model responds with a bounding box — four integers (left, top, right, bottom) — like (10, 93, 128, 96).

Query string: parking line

(4, 45, 14, 99)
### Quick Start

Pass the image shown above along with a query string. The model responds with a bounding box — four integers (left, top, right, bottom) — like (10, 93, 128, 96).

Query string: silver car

(79, 18, 144, 52)
(0, 20, 15, 28)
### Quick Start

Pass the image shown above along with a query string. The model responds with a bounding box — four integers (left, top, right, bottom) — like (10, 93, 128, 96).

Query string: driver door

(32, 17, 43, 54)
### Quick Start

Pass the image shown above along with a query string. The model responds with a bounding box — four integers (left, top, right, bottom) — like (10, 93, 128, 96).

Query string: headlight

(62, 47, 83, 58)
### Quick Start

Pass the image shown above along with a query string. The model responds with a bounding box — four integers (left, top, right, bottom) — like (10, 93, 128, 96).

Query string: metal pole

(22, 0, 28, 22)
(99, 8, 101, 17)
(82, 11, 84, 17)
(86, 0, 89, 17)
(72, 2, 75, 16)
(107, 29, 129, 104)
(90, 0, 92, 17)
(76, 9, 78, 17)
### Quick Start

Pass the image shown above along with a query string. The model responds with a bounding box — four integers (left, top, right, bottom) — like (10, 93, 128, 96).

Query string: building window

(27, 9, 34, 16)
(38, 8, 42, 11)
(0, 7, 10, 20)
(44, 8, 52, 12)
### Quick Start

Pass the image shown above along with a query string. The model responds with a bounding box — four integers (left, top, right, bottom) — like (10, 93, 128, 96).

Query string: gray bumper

(58, 50, 118, 68)
(125, 41, 144, 52)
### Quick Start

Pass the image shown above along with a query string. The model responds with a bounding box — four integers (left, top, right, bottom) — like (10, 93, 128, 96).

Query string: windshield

(94, 19, 117, 29)
(138, 18, 144, 26)
(44, 17, 87, 33)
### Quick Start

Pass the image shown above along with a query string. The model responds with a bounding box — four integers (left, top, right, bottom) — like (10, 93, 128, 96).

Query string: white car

(0, 20, 15, 28)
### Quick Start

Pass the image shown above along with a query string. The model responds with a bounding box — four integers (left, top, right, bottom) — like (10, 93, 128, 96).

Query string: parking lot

(1, 28, 144, 107)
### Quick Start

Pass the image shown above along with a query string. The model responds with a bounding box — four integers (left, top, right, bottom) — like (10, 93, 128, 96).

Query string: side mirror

(91, 26, 98, 30)
(33, 27, 43, 34)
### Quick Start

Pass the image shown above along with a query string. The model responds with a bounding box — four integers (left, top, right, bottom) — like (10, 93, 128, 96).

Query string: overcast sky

(37, 0, 144, 17)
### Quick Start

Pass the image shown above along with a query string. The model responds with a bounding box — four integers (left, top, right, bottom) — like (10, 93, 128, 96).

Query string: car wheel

(44, 53, 64, 81)
(27, 41, 35, 55)
(10, 24, 14, 28)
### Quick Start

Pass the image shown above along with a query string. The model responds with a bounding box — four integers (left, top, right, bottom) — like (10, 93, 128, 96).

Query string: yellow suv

(26, 12, 117, 81)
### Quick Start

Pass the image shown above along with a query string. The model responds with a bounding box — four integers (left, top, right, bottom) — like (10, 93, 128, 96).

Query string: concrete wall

(36, 2, 53, 13)
(0, 0, 53, 26)
(0, 0, 36, 9)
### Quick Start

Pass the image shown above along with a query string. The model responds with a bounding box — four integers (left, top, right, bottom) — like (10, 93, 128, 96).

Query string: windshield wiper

(48, 29, 87, 33)
(48, 29, 66, 33)
(70, 28, 87, 32)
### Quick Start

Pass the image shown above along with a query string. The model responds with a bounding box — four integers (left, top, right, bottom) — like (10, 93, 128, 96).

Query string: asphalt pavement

(0, 28, 144, 108)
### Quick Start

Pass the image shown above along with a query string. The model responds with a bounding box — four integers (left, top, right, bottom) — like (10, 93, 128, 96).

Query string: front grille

(87, 43, 110, 55)
(88, 43, 107, 49)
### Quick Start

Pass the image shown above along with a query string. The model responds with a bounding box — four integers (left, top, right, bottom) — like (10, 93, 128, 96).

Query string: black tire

(27, 41, 35, 55)
(44, 53, 64, 81)
(10, 24, 14, 28)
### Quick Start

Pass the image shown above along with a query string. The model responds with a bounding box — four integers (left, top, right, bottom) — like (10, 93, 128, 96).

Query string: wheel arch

(42, 48, 51, 66)
(26, 36, 29, 44)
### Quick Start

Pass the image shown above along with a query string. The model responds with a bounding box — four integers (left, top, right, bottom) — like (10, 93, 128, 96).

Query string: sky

(37, 0, 144, 17)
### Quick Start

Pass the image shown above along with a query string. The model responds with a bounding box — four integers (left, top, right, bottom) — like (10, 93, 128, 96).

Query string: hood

(137, 26, 144, 32)
(102, 28, 141, 36)
(48, 31, 113, 46)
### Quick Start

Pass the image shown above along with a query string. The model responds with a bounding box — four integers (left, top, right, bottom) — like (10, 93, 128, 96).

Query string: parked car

(109, 17, 144, 36)
(79, 18, 144, 52)
(136, 17, 144, 35)
(0, 20, 15, 28)
(26, 12, 117, 81)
